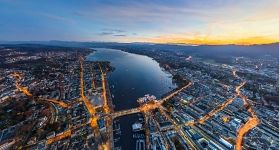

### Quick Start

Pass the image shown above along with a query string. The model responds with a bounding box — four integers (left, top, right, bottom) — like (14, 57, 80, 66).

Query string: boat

(137, 94, 157, 104)
(132, 122, 143, 132)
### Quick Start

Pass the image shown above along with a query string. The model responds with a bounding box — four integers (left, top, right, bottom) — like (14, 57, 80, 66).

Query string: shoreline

(86, 48, 178, 111)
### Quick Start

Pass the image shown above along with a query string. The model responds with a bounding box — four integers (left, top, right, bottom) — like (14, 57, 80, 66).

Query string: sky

(0, 0, 279, 45)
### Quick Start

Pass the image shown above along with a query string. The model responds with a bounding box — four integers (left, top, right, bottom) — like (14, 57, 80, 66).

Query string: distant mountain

(1, 41, 279, 58)
(1, 40, 279, 47)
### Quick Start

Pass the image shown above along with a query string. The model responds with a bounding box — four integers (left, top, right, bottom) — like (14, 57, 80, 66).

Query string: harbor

(113, 113, 146, 150)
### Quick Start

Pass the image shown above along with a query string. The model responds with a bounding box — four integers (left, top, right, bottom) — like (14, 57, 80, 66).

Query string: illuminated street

(1, 1, 279, 149)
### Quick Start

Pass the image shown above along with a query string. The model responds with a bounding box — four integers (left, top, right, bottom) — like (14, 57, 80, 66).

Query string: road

(13, 60, 259, 150)
(233, 69, 260, 150)
(99, 63, 110, 114)
(79, 57, 98, 128)
(159, 106, 197, 150)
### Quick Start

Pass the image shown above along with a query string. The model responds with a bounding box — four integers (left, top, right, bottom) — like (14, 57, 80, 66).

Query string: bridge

(111, 82, 193, 119)
(111, 108, 141, 118)
(159, 82, 192, 104)
(46, 99, 70, 108)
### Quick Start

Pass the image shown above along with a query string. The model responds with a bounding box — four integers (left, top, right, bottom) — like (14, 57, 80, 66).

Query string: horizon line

(1, 40, 279, 47)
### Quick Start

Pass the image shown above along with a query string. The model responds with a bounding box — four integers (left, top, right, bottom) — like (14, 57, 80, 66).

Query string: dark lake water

(87, 48, 176, 111)
(86, 48, 176, 149)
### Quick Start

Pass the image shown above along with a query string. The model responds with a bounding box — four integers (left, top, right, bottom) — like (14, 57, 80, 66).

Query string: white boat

(132, 122, 143, 132)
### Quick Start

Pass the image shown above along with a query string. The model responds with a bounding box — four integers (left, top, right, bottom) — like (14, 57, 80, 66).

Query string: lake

(87, 48, 176, 149)
(87, 48, 176, 111)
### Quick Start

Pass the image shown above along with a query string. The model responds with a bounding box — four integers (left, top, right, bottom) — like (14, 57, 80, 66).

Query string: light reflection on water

(87, 48, 176, 111)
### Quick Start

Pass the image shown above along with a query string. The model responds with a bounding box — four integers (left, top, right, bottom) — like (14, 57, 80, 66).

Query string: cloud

(40, 13, 75, 24)
(102, 28, 125, 33)
(99, 28, 126, 36)
(72, 11, 85, 17)
(1, 0, 279, 44)
(72, 1, 210, 26)
(114, 34, 126, 37)
(99, 32, 114, 36)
